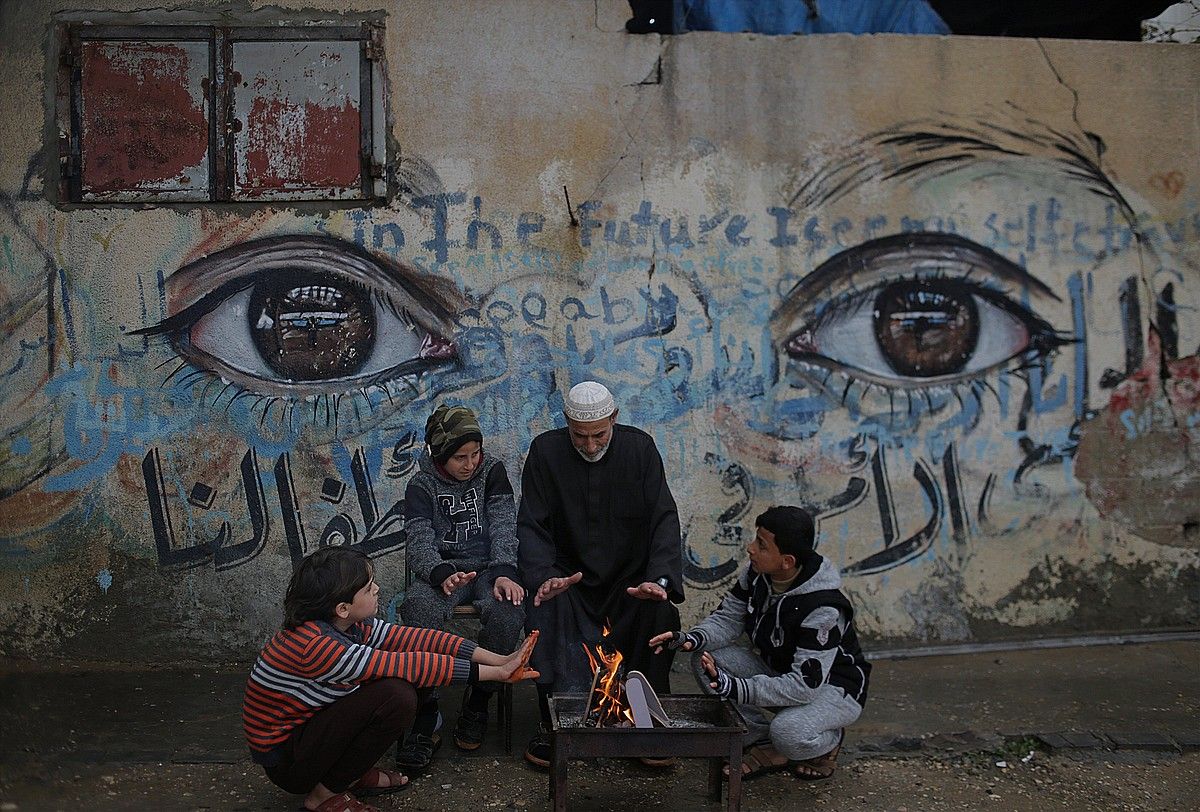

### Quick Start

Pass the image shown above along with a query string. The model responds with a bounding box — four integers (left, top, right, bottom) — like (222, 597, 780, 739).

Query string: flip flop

(791, 729, 844, 781)
(306, 791, 380, 812)
(352, 766, 410, 797)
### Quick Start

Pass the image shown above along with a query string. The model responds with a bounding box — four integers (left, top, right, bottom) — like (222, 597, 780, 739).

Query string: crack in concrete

(637, 55, 663, 85)
(1035, 39, 1084, 137)
(581, 37, 667, 209)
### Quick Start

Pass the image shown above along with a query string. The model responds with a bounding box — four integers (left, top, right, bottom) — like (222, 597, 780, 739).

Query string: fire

(582, 624, 635, 726)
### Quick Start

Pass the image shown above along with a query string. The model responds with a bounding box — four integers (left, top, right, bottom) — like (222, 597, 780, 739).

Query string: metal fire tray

(548, 693, 747, 811)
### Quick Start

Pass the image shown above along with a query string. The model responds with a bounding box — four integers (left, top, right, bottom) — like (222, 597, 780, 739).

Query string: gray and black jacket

(403, 451, 518, 587)
(689, 554, 870, 709)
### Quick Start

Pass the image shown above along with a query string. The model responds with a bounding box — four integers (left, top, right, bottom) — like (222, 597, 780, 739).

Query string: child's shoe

(396, 731, 441, 772)
(396, 708, 442, 772)
(454, 689, 489, 750)
(523, 727, 551, 769)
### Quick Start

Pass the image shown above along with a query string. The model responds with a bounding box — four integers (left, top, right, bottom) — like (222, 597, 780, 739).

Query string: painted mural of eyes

(775, 232, 1072, 391)
(134, 236, 459, 428)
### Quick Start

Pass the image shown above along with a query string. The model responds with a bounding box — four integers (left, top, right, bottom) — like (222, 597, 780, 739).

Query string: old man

(517, 380, 683, 767)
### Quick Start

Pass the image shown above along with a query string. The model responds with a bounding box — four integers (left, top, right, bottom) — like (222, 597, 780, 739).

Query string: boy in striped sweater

(243, 547, 538, 812)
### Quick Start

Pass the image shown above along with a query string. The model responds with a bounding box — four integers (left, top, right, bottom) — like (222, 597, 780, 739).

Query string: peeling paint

(986, 556, 1199, 636)
(1076, 333, 1200, 548)
(231, 39, 363, 198)
(898, 562, 971, 643)
(80, 41, 208, 194)
(242, 98, 361, 192)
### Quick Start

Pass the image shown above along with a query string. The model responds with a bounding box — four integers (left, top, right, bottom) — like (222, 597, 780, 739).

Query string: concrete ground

(1, 638, 1197, 811)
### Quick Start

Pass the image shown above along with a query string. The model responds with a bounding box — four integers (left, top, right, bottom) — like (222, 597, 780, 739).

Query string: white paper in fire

(625, 670, 672, 728)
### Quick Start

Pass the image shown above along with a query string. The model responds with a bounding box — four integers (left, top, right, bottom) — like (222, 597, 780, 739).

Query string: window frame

(57, 22, 386, 204)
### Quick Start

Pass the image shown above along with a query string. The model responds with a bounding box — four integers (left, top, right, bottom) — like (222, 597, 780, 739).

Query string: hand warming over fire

(626, 581, 668, 601)
(492, 575, 524, 605)
(441, 570, 477, 596)
(533, 571, 583, 607)
(475, 631, 540, 683)
(648, 630, 702, 654)
(700, 651, 741, 703)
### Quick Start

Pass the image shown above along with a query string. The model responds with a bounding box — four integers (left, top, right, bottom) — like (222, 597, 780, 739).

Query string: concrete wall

(1, 0, 1197, 661)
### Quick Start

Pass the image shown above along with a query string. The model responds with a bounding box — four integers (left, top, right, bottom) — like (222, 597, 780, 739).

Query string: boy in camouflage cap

(398, 404, 524, 769)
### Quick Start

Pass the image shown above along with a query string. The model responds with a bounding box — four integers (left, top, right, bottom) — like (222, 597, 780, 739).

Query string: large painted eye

(874, 280, 981, 376)
(778, 233, 1068, 388)
(246, 272, 377, 381)
(136, 235, 458, 399)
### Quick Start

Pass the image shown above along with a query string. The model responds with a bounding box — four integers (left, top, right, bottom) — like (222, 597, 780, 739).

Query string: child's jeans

(400, 569, 525, 655)
(265, 678, 417, 794)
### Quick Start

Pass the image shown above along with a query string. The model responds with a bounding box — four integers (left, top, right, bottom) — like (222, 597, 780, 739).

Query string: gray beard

(575, 441, 611, 463)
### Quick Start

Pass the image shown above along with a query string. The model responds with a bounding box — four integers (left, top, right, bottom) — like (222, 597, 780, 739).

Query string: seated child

(649, 505, 870, 781)
(398, 404, 525, 767)
(243, 546, 537, 812)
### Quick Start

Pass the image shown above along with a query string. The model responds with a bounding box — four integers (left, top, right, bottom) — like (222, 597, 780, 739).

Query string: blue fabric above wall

(673, 0, 951, 35)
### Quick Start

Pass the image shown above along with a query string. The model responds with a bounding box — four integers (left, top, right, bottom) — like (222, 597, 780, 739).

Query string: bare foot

(352, 766, 409, 796)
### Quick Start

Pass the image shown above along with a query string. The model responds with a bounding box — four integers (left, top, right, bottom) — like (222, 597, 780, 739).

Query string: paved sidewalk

(857, 637, 1199, 753)
(0, 638, 1196, 810)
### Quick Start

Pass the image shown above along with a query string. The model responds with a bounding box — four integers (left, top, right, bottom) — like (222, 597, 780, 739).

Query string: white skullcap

(564, 381, 616, 422)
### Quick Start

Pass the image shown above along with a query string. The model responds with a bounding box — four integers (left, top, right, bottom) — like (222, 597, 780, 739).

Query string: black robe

(518, 424, 683, 694)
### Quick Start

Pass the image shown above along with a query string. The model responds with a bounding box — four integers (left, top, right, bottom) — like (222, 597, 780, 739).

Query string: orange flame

(582, 624, 632, 726)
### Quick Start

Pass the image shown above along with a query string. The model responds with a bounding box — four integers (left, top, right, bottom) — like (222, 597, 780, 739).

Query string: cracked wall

(0, 0, 1197, 661)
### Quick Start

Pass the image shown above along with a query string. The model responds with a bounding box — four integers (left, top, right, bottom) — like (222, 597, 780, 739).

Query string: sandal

(352, 766, 410, 797)
(723, 742, 790, 781)
(307, 792, 380, 812)
(395, 731, 442, 773)
(791, 729, 844, 781)
(638, 756, 677, 768)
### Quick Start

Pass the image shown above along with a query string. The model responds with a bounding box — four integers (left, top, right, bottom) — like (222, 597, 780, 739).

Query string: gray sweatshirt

(403, 451, 518, 587)
(690, 555, 870, 709)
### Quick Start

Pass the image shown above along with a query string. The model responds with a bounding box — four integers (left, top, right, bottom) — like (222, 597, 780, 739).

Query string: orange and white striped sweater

(242, 617, 478, 759)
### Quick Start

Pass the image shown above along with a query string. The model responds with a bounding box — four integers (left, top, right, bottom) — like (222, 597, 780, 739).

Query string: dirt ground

(3, 640, 1197, 811)
(3, 748, 1198, 811)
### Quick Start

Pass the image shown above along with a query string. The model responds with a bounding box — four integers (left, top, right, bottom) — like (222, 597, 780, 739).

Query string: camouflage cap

(425, 404, 483, 464)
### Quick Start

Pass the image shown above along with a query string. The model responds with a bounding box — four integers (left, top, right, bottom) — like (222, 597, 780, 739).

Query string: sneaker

(396, 732, 442, 772)
(454, 704, 488, 751)
(524, 729, 552, 769)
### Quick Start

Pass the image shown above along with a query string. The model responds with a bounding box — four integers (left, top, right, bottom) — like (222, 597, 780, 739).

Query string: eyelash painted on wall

(765, 231, 1079, 444)
(132, 235, 470, 439)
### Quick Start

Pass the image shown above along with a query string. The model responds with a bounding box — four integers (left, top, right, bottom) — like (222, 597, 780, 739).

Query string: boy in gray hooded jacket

(650, 506, 869, 780)
(399, 405, 524, 767)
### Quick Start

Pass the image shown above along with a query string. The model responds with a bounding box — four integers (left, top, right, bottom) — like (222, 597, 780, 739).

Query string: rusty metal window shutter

(60, 22, 385, 204)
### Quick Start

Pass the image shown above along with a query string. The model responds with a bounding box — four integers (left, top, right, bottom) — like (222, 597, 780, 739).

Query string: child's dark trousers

(264, 678, 417, 794)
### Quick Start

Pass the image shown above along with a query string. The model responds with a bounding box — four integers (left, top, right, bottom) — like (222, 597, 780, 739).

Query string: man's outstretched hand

(533, 572, 583, 607)
(626, 581, 668, 601)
